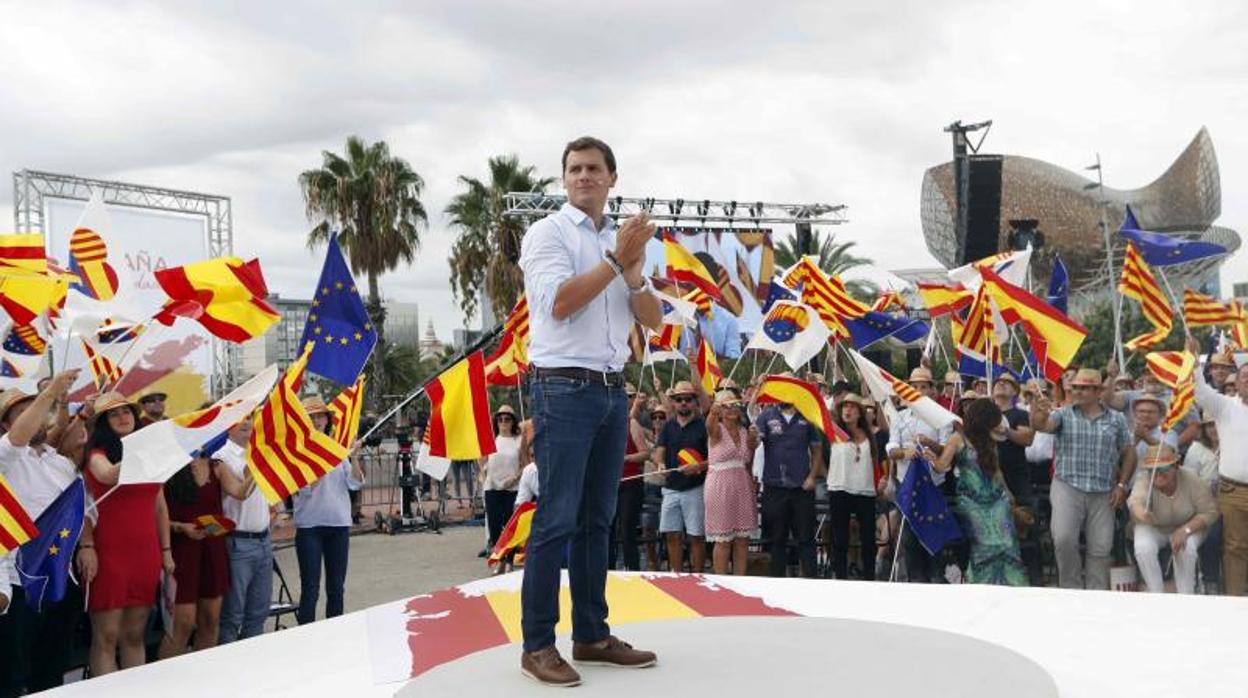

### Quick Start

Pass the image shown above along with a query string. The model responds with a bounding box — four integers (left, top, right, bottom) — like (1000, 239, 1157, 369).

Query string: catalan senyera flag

(1164, 380, 1195, 432)
(981, 268, 1088, 381)
(81, 339, 122, 391)
(488, 501, 535, 567)
(664, 232, 723, 302)
(1182, 289, 1241, 327)
(0, 234, 47, 275)
(504, 295, 530, 366)
(957, 284, 1000, 364)
(0, 471, 39, 555)
(328, 376, 366, 449)
(781, 257, 869, 338)
(848, 348, 960, 431)
(754, 374, 848, 442)
(695, 336, 722, 395)
(155, 257, 280, 343)
(1118, 243, 1173, 351)
(683, 287, 714, 318)
(246, 349, 349, 504)
(1145, 351, 1195, 389)
(485, 296, 530, 387)
(871, 290, 907, 313)
(68, 225, 120, 302)
(425, 351, 497, 460)
(1232, 301, 1248, 350)
(916, 282, 973, 317)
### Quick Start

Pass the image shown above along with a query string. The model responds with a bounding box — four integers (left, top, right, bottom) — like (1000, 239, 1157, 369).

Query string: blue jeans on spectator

(295, 526, 350, 624)
(521, 374, 627, 652)
(219, 535, 274, 643)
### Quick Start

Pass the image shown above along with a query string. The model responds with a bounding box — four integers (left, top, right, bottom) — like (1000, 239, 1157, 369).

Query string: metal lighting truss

(12, 169, 237, 395)
(503, 192, 848, 226)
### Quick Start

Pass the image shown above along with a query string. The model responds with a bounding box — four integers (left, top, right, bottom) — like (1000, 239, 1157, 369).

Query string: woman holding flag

(82, 391, 174, 676)
(703, 389, 758, 575)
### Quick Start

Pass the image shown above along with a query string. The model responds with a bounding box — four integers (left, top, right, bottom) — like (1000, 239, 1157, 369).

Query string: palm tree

(447, 155, 555, 322)
(773, 229, 877, 300)
(300, 136, 427, 392)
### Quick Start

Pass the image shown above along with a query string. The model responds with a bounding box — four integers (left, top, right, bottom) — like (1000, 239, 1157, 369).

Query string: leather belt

(532, 366, 624, 387)
(229, 530, 269, 539)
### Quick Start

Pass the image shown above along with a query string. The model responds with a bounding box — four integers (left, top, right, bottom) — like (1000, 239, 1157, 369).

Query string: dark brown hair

(562, 136, 616, 174)
(963, 398, 1001, 477)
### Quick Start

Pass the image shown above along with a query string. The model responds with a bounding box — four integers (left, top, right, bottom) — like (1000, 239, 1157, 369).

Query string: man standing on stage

(518, 136, 662, 687)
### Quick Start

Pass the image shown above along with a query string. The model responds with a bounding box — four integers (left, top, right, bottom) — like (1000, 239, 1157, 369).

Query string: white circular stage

(400, 615, 1059, 696)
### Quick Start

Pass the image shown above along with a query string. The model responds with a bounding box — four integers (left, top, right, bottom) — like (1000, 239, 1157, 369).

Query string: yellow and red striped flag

(781, 257, 869, 338)
(81, 338, 122, 390)
(1164, 380, 1194, 432)
(916, 282, 973, 317)
(1119, 243, 1173, 351)
(1144, 351, 1195, 389)
(0, 234, 47, 274)
(677, 447, 705, 466)
(1182, 288, 1241, 327)
(0, 234, 60, 326)
(194, 513, 236, 537)
(425, 351, 497, 460)
(488, 501, 535, 566)
(1232, 301, 1248, 350)
(754, 374, 848, 442)
(246, 345, 349, 504)
(0, 471, 38, 555)
(328, 375, 366, 449)
(663, 231, 723, 302)
(695, 336, 722, 395)
(871, 290, 907, 313)
(484, 296, 530, 387)
(683, 287, 714, 317)
(503, 295, 529, 367)
(155, 257, 280, 343)
(68, 225, 120, 302)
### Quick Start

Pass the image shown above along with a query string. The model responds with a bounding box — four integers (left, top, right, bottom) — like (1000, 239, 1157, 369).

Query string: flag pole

(357, 322, 506, 444)
(889, 516, 906, 582)
(1157, 268, 1190, 336)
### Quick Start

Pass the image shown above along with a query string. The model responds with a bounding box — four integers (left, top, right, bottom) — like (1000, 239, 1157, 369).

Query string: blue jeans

(521, 374, 627, 652)
(219, 535, 274, 643)
(294, 526, 350, 624)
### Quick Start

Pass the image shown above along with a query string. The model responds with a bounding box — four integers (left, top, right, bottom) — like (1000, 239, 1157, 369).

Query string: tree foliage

(772, 229, 877, 300)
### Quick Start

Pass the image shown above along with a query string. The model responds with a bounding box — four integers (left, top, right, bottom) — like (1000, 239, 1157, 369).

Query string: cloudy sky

(2, 0, 1246, 341)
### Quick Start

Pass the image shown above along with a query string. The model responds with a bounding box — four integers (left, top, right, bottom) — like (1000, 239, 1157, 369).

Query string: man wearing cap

(754, 385, 824, 578)
(0, 370, 93, 694)
(217, 416, 270, 644)
(1105, 360, 1201, 448)
(516, 136, 662, 686)
(1030, 367, 1136, 590)
(653, 380, 710, 574)
(1128, 445, 1218, 594)
(886, 366, 954, 583)
(1187, 334, 1248, 595)
(137, 390, 168, 428)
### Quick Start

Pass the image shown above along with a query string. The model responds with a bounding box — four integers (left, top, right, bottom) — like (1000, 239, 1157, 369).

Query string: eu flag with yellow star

(299, 234, 378, 385)
(16, 478, 84, 611)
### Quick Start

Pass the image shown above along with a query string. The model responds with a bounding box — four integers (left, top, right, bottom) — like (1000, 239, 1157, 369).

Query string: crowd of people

(475, 338, 1244, 600)
(0, 369, 364, 695)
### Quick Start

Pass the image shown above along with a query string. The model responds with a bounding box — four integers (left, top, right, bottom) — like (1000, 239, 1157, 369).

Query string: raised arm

(1028, 391, 1061, 434)
(214, 458, 254, 501)
(7, 370, 78, 447)
(930, 432, 965, 474)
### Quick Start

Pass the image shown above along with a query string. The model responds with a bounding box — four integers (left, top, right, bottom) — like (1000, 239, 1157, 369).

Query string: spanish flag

(0, 234, 47, 274)
(484, 296, 530, 387)
(155, 257, 280, 343)
(194, 514, 236, 537)
(916, 282, 973, 317)
(328, 375, 366, 449)
(425, 351, 497, 460)
(981, 268, 1087, 380)
(754, 374, 848, 442)
(695, 336, 722, 395)
(0, 470, 39, 555)
(676, 447, 705, 466)
(246, 345, 349, 504)
(663, 232, 723, 302)
(1117, 243, 1173, 351)
(0, 233, 60, 325)
(488, 501, 535, 566)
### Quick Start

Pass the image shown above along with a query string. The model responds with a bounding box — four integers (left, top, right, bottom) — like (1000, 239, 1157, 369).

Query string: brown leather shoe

(521, 646, 582, 687)
(571, 635, 657, 668)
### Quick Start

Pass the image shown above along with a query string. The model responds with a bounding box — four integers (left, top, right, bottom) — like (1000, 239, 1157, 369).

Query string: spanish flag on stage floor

(155, 257, 280, 343)
(328, 375, 366, 449)
(426, 351, 496, 460)
(488, 501, 535, 566)
(0, 471, 38, 555)
(754, 374, 847, 442)
(247, 346, 349, 504)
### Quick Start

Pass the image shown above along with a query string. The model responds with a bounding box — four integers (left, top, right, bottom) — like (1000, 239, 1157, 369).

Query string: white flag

(948, 246, 1032, 291)
(655, 291, 699, 327)
(746, 300, 830, 371)
(118, 365, 279, 485)
(848, 348, 959, 431)
(415, 441, 452, 481)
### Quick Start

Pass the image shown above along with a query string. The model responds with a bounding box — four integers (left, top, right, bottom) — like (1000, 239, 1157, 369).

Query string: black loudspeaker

(961, 155, 1004, 264)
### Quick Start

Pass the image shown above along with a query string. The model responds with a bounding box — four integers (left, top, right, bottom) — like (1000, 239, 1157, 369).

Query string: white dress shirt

(516, 463, 540, 505)
(519, 203, 633, 372)
(1194, 370, 1248, 482)
(0, 435, 80, 520)
(827, 440, 875, 496)
(217, 440, 270, 533)
(885, 409, 954, 483)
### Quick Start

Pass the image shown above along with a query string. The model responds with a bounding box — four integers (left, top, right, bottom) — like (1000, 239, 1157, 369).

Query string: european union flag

(844, 311, 930, 350)
(957, 353, 1018, 382)
(897, 456, 960, 555)
(17, 478, 84, 611)
(761, 278, 796, 314)
(300, 234, 378, 385)
(1119, 206, 1227, 267)
(1047, 254, 1069, 315)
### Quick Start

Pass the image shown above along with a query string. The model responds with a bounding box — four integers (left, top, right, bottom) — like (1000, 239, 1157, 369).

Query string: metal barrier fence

(353, 444, 484, 521)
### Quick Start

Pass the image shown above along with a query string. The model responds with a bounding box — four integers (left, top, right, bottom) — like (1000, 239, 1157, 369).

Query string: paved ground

(273, 523, 494, 616)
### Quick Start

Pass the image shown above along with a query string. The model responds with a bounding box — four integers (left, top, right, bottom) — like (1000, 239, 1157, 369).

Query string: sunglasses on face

(672, 396, 696, 404)
(498, 415, 514, 421)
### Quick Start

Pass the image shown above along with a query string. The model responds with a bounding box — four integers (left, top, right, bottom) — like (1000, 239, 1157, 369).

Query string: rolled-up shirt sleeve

(519, 220, 574, 320)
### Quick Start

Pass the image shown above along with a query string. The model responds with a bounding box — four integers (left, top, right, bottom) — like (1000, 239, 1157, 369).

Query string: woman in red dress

(82, 392, 174, 676)
(158, 450, 251, 657)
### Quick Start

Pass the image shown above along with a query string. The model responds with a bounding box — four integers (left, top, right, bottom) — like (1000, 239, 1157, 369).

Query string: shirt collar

(560, 202, 614, 234)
